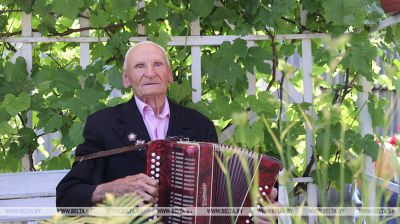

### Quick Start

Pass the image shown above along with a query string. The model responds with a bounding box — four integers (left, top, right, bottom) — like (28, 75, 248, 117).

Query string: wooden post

(191, 19, 201, 103)
(357, 77, 376, 223)
(21, 13, 33, 171)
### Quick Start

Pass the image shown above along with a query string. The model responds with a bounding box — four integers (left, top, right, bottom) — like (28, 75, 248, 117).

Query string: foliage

(41, 193, 160, 224)
(0, 0, 399, 213)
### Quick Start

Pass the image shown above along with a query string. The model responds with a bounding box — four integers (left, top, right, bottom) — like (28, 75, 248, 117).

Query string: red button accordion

(145, 140, 282, 223)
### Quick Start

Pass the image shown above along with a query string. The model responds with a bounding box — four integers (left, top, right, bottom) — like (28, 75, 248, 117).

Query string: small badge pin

(136, 140, 146, 150)
(127, 133, 137, 142)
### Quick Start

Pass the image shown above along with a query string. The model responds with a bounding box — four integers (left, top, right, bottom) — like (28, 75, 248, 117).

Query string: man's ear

(167, 68, 174, 83)
(122, 71, 131, 88)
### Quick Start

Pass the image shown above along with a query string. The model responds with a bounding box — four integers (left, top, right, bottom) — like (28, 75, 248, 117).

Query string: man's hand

(253, 187, 280, 224)
(91, 173, 159, 204)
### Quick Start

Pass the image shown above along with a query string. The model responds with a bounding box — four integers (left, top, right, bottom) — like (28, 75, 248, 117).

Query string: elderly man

(56, 41, 218, 206)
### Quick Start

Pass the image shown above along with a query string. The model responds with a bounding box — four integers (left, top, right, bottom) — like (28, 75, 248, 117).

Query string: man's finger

(268, 188, 278, 202)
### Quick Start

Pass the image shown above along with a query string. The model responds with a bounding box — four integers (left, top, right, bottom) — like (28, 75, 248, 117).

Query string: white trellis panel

(246, 41, 256, 96)
(21, 13, 33, 172)
(300, 7, 318, 224)
(1, 33, 327, 44)
(80, 13, 90, 69)
(191, 19, 201, 103)
(357, 77, 376, 209)
(137, 0, 146, 35)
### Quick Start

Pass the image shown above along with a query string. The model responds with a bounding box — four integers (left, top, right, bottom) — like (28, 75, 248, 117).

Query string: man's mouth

(143, 82, 160, 86)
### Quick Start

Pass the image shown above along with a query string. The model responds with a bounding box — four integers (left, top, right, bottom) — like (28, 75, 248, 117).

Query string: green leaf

(148, 30, 171, 49)
(106, 67, 124, 90)
(2, 92, 31, 116)
(110, 0, 135, 20)
(53, 72, 80, 93)
(89, 9, 109, 28)
(235, 122, 265, 149)
(68, 121, 84, 146)
(393, 78, 400, 93)
(76, 88, 106, 106)
(146, 0, 168, 22)
(315, 123, 342, 161)
(363, 134, 379, 161)
(322, 0, 367, 29)
(190, 0, 214, 18)
(0, 121, 14, 135)
(342, 43, 377, 80)
(248, 92, 278, 118)
(210, 95, 241, 120)
(37, 110, 62, 133)
(367, 94, 387, 129)
(32, 0, 52, 17)
(43, 153, 72, 170)
(243, 46, 272, 73)
(4, 57, 28, 83)
(53, 0, 83, 19)
(168, 79, 192, 104)
(328, 162, 354, 189)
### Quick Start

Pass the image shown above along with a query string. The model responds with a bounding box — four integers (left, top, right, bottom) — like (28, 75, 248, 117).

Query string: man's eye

(154, 62, 162, 67)
(135, 64, 144, 68)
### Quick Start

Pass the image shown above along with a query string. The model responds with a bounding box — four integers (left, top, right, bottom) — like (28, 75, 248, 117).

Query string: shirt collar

(134, 96, 170, 119)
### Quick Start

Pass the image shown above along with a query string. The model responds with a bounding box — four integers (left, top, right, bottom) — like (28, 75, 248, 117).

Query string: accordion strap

(74, 143, 148, 163)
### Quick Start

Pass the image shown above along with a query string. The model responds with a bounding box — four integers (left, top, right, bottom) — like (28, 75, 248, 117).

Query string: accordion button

(265, 185, 269, 190)
(248, 213, 252, 217)
(156, 155, 160, 160)
(259, 187, 262, 191)
(151, 159, 155, 163)
(156, 168, 160, 172)
(155, 174, 160, 177)
(151, 171, 155, 175)
(246, 220, 250, 223)
(151, 153, 156, 157)
(151, 165, 155, 169)
(262, 192, 266, 196)
(156, 162, 160, 166)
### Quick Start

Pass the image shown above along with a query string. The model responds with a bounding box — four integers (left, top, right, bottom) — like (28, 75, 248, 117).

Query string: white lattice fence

(1, 5, 400, 223)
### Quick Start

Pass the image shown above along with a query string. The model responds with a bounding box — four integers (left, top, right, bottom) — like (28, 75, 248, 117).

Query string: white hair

(122, 41, 170, 73)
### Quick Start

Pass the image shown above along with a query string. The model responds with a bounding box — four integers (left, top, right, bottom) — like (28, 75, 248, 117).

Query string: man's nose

(144, 66, 157, 78)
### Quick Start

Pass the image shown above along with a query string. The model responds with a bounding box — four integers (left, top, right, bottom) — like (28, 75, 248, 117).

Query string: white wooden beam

(300, 7, 318, 224)
(0, 33, 327, 44)
(21, 13, 33, 172)
(191, 19, 201, 103)
(79, 11, 90, 69)
(357, 77, 376, 210)
(373, 13, 400, 32)
(246, 41, 256, 96)
(137, 0, 146, 35)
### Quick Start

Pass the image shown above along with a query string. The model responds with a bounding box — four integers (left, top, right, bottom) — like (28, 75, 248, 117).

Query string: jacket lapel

(114, 97, 150, 161)
(167, 99, 196, 141)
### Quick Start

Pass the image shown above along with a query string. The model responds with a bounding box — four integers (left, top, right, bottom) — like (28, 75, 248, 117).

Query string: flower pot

(381, 0, 400, 14)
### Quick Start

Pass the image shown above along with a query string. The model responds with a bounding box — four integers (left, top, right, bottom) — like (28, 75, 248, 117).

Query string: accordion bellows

(146, 140, 282, 224)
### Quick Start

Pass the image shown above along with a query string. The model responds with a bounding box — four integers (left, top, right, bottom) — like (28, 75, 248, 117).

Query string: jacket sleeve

(205, 119, 218, 143)
(56, 115, 106, 207)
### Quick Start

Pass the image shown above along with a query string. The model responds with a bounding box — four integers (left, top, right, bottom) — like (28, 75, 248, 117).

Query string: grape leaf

(190, 0, 213, 18)
(2, 92, 31, 116)
(146, 0, 168, 22)
(53, 0, 83, 19)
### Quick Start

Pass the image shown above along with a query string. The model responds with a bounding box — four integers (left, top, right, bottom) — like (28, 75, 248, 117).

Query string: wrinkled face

(123, 43, 173, 100)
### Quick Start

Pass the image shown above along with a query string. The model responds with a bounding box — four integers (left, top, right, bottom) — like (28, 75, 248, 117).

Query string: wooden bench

(0, 170, 68, 222)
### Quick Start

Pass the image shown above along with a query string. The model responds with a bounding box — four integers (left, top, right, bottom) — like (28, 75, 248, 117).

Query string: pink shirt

(135, 96, 170, 141)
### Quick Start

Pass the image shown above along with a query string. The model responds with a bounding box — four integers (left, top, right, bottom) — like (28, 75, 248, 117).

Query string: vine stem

(0, 23, 126, 38)
(265, 29, 278, 91)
